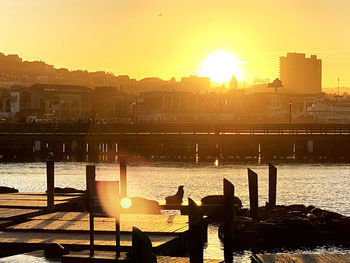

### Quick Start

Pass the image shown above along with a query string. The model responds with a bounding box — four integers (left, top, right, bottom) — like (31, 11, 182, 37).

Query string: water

(0, 162, 349, 261)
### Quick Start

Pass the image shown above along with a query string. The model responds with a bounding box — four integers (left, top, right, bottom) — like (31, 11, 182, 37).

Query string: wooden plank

(253, 254, 350, 263)
(223, 178, 234, 263)
(248, 169, 259, 221)
(268, 163, 277, 206)
(158, 258, 223, 263)
(63, 251, 223, 263)
(0, 231, 174, 248)
(0, 199, 67, 208)
(0, 193, 83, 209)
(46, 160, 55, 211)
(0, 208, 40, 220)
(9, 212, 188, 234)
(0, 193, 81, 201)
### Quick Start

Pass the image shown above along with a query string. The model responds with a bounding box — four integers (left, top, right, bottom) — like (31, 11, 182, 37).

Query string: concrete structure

(1, 123, 350, 162)
(280, 53, 322, 94)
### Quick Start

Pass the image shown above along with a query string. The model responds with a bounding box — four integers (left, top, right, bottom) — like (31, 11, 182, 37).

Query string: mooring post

(248, 168, 259, 221)
(268, 163, 277, 206)
(86, 165, 96, 257)
(119, 155, 127, 197)
(223, 178, 234, 263)
(188, 198, 203, 263)
(46, 158, 54, 211)
(115, 181, 120, 259)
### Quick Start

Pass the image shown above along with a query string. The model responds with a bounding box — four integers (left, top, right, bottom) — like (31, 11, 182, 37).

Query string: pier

(1, 123, 350, 162)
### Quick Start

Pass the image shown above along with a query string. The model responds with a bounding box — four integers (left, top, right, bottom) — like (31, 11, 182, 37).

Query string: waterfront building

(92, 86, 134, 121)
(280, 53, 322, 94)
(1, 83, 92, 121)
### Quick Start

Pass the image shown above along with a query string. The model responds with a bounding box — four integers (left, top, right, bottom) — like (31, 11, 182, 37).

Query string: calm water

(0, 162, 349, 261)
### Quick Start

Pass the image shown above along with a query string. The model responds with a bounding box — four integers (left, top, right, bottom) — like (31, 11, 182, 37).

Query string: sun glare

(198, 50, 243, 84)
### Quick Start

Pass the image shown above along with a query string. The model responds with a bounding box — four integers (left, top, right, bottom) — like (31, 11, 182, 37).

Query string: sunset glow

(198, 51, 243, 83)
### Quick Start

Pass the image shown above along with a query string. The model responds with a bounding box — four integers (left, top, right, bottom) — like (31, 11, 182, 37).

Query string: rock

(310, 207, 323, 214)
(200, 195, 242, 223)
(44, 243, 69, 258)
(201, 195, 242, 208)
(285, 204, 307, 212)
(0, 186, 18, 193)
(232, 216, 253, 231)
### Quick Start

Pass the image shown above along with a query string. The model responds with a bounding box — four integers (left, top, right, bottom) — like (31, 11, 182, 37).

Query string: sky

(1, 0, 350, 88)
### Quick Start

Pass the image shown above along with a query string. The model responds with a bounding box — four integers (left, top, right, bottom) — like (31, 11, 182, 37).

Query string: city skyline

(1, 0, 350, 88)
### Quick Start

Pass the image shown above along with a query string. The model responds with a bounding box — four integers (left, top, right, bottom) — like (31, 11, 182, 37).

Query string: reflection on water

(0, 162, 349, 259)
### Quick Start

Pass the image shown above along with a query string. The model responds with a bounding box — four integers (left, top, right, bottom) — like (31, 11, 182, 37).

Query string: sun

(198, 50, 243, 84)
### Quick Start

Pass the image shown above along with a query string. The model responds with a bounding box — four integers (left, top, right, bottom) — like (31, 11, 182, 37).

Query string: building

(179, 76, 210, 93)
(1, 83, 92, 121)
(229, 74, 237, 89)
(92, 86, 134, 121)
(280, 53, 322, 94)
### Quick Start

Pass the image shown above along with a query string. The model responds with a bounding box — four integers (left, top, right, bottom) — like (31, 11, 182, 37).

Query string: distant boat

(307, 97, 350, 123)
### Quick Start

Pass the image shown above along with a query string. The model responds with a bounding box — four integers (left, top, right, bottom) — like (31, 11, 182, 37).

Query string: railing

(0, 123, 350, 135)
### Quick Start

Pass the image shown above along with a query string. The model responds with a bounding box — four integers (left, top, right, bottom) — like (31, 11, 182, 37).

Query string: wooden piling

(115, 181, 120, 259)
(46, 160, 54, 211)
(119, 155, 127, 197)
(223, 178, 234, 263)
(188, 198, 203, 263)
(248, 168, 258, 221)
(268, 163, 277, 206)
(86, 165, 96, 257)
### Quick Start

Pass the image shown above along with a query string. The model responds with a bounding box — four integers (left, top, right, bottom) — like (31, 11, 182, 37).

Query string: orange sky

(1, 0, 350, 88)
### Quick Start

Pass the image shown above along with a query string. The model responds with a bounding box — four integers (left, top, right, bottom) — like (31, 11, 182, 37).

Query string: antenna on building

(338, 77, 340, 96)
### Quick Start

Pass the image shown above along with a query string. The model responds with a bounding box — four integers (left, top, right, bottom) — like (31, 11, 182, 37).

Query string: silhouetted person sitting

(165, 185, 184, 205)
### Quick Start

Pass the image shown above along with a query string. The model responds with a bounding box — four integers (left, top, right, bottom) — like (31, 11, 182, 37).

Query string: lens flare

(121, 197, 132, 209)
(214, 159, 219, 166)
(95, 181, 120, 218)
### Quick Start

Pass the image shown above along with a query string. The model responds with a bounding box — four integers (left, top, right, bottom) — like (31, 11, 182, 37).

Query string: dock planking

(0, 208, 40, 220)
(0, 193, 83, 209)
(252, 254, 350, 263)
(0, 231, 174, 249)
(63, 251, 223, 263)
(0, 212, 188, 251)
(8, 212, 188, 234)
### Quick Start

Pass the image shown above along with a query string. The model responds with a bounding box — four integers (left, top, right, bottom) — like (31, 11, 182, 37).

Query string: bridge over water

(0, 124, 349, 162)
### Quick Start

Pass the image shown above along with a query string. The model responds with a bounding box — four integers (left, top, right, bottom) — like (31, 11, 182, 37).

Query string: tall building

(280, 53, 322, 94)
(229, 74, 237, 89)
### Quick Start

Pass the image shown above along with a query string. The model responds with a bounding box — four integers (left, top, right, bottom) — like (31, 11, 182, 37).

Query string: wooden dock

(252, 254, 350, 263)
(0, 250, 223, 263)
(63, 251, 223, 262)
(8, 212, 188, 234)
(0, 192, 83, 209)
(0, 211, 189, 251)
(0, 192, 84, 230)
